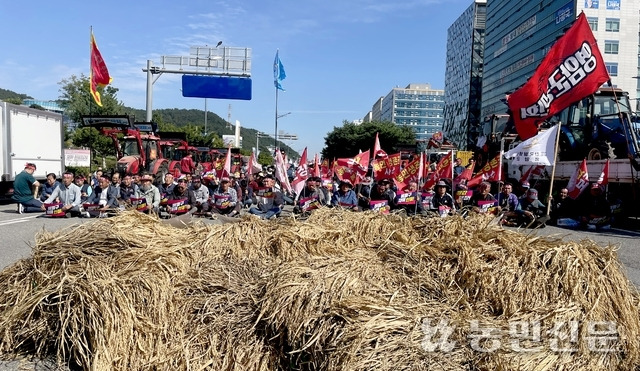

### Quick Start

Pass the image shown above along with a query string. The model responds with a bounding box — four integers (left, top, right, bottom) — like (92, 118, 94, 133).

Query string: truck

(0, 101, 64, 199)
(494, 88, 640, 221)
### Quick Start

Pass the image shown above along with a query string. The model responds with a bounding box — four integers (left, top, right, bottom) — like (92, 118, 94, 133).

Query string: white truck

(0, 101, 64, 199)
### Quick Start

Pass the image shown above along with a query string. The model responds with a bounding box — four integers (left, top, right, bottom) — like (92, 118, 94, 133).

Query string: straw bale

(0, 209, 638, 371)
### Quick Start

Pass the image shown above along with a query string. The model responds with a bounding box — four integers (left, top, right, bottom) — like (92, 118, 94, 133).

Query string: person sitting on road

(90, 168, 103, 189)
(430, 180, 455, 216)
(86, 174, 120, 217)
(189, 174, 210, 216)
(13, 163, 43, 214)
(43, 171, 86, 217)
(497, 182, 519, 226)
(75, 175, 92, 203)
(332, 180, 359, 211)
(579, 183, 611, 230)
(294, 176, 326, 214)
(136, 174, 161, 214)
(39, 173, 60, 202)
(248, 174, 284, 220)
(119, 175, 137, 203)
(516, 188, 547, 228)
(167, 177, 196, 215)
(370, 179, 396, 206)
(356, 176, 373, 211)
(470, 181, 497, 214)
(518, 181, 531, 200)
(158, 173, 175, 196)
(549, 187, 577, 226)
(210, 178, 241, 217)
(111, 172, 121, 190)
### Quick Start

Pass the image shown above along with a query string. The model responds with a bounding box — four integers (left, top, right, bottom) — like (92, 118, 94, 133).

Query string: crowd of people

(10, 161, 614, 230)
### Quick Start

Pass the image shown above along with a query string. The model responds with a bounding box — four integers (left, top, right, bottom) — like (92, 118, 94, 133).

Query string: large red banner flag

(90, 29, 112, 107)
(371, 153, 401, 181)
(424, 151, 453, 190)
(373, 132, 388, 158)
(467, 154, 502, 188)
(291, 147, 309, 195)
(507, 13, 609, 140)
(566, 158, 589, 199)
(597, 159, 609, 186)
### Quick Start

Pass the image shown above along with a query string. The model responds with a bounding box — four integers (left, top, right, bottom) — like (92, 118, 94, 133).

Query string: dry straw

(0, 209, 638, 370)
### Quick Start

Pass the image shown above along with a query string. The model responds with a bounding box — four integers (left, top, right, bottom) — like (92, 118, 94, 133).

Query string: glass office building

(443, 0, 486, 150)
(378, 84, 445, 141)
(481, 0, 639, 119)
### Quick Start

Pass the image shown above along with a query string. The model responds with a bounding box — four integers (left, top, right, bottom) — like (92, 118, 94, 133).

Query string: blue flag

(274, 50, 286, 91)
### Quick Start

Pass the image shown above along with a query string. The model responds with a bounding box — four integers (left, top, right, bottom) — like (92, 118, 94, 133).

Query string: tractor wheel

(587, 147, 602, 161)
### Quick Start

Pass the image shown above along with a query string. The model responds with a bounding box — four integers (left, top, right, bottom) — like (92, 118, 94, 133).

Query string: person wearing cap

(249, 174, 284, 219)
(167, 176, 196, 213)
(331, 180, 358, 211)
(43, 171, 86, 217)
(516, 188, 547, 228)
(470, 181, 497, 214)
(75, 175, 92, 203)
(136, 173, 161, 213)
(211, 178, 241, 217)
(39, 173, 61, 202)
(13, 163, 43, 213)
(188, 174, 211, 216)
(430, 180, 455, 216)
(518, 181, 531, 199)
(369, 178, 396, 208)
(579, 183, 611, 230)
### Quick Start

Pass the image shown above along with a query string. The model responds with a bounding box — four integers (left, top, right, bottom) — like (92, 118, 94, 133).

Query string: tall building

(481, 0, 639, 120)
(376, 83, 445, 141)
(443, 0, 487, 150)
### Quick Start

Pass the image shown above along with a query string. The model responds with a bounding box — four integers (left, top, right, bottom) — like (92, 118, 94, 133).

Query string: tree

(29, 104, 45, 110)
(3, 97, 23, 105)
(258, 151, 273, 166)
(322, 121, 416, 159)
(57, 74, 124, 123)
(71, 127, 114, 158)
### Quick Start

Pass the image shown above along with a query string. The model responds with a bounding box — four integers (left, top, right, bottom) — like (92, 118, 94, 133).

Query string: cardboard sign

(167, 199, 189, 214)
(82, 203, 101, 212)
(369, 200, 390, 215)
(255, 187, 274, 199)
(213, 194, 232, 209)
(438, 205, 451, 217)
(396, 191, 417, 205)
(478, 200, 498, 214)
(44, 202, 65, 217)
(130, 197, 148, 212)
(421, 191, 434, 209)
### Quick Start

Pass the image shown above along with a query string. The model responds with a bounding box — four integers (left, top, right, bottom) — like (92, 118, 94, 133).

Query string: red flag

(313, 153, 321, 177)
(320, 158, 330, 178)
(90, 30, 112, 107)
(597, 159, 609, 186)
(335, 151, 370, 185)
(291, 147, 309, 195)
(423, 151, 453, 190)
(520, 165, 546, 183)
(275, 150, 292, 193)
(216, 145, 232, 179)
(507, 13, 610, 140)
(373, 132, 388, 158)
(467, 154, 502, 188)
(566, 159, 590, 199)
(371, 153, 401, 181)
(394, 155, 422, 190)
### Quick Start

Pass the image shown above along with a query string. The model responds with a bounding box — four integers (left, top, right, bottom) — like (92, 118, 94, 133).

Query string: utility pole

(227, 104, 232, 130)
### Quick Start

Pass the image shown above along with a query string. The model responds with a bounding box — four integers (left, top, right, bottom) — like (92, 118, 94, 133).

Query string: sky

(0, 0, 471, 157)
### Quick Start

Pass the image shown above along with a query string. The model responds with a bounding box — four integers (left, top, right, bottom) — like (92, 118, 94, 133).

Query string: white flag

(504, 124, 559, 166)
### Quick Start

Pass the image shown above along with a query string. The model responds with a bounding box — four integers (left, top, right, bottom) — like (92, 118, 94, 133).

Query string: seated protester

(369, 179, 396, 210)
(245, 173, 263, 209)
(40, 173, 60, 202)
(43, 171, 87, 218)
(90, 169, 103, 189)
(295, 176, 326, 214)
(75, 175, 92, 203)
(203, 173, 219, 195)
(579, 183, 611, 230)
(119, 175, 138, 203)
(132, 174, 142, 190)
(497, 182, 519, 226)
(13, 163, 44, 213)
(86, 174, 120, 216)
(331, 180, 359, 211)
(430, 180, 455, 216)
(135, 174, 162, 214)
(356, 176, 373, 211)
(249, 174, 284, 220)
(516, 188, 547, 228)
(111, 172, 121, 190)
(470, 181, 497, 214)
(549, 187, 577, 226)
(230, 175, 244, 204)
(211, 178, 241, 217)
(454, 182, 472, 210)
(158, 173, 176, 196)
(167, 177, 196, 214)
(518, 181, 531, 200)
(395, 181, 423, 215)
(189, 174, 211, 215)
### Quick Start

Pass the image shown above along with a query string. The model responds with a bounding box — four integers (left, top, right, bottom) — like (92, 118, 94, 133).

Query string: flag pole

(546, 122, 563, 215)
(274, 86, 279, 156)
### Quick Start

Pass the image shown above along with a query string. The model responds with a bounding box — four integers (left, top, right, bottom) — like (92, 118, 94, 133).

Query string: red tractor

(158, 132, 195, 177)
(81, 116, 169, 182)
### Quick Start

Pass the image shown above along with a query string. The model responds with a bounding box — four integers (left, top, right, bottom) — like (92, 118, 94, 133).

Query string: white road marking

(0, 215, 41, 227)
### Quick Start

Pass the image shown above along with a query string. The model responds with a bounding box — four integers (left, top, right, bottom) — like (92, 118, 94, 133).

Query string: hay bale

(0, 210, 638, 370)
